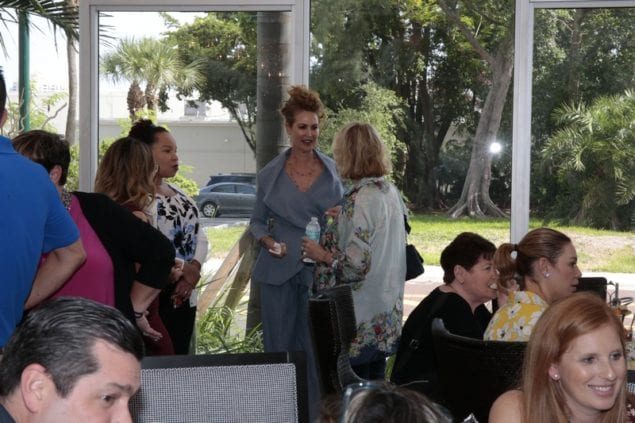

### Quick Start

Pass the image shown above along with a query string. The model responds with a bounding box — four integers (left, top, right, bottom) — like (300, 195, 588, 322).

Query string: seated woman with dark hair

(390, 232, 497, 392)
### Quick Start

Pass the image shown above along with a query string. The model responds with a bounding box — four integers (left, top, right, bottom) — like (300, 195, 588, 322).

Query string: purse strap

(404, 214, 411, 235)
(406, 291, 449, 351)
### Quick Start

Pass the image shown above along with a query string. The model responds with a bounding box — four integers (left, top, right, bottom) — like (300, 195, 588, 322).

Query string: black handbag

(404, 216, 424, 280)
(406, 244, 424, 280)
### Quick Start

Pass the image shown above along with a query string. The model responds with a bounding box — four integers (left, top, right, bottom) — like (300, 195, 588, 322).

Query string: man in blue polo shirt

(0, 68, 85, 348)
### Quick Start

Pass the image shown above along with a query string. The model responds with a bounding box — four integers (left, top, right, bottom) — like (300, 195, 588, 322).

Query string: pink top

(50, 195, 115, 306)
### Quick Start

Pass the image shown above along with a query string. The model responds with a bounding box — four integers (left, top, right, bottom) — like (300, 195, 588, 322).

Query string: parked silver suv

(195, 182, 256, 217)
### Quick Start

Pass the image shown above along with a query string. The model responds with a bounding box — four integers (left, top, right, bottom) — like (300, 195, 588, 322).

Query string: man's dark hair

(0, 67, 6, 113)
(342, 382, 452, 423)
(0, 297, 144, 398)
(12, 130, 71, 185)
(440, 232, 497, 284)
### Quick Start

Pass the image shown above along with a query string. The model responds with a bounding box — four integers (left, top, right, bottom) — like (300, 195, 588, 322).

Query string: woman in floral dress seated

(484, 227, 582, 341)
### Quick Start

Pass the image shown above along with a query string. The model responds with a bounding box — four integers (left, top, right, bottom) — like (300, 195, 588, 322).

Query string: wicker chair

(309, 284, 364, 395)
(577, 276, 608, 301)
(431, 318, 526, 422)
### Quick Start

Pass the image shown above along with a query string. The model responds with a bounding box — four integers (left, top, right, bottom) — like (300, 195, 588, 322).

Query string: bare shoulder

(489, 389, 523, 423)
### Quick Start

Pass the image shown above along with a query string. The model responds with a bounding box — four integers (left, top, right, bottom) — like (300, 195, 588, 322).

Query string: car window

(206, 174, 256, 186)
(211, 184, 236, 193)
(236, 185, 256, 194)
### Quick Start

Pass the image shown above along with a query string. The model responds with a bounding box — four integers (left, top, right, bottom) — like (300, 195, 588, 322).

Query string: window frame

(78, 0, 309, 191)
(512, 0, 635, 241)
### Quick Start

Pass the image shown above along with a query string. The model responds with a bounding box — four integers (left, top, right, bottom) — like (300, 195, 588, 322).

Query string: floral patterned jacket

(315, 177, 407, 364)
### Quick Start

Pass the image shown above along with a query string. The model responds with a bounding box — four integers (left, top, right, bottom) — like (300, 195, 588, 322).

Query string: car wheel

(202, 202, 219, 218)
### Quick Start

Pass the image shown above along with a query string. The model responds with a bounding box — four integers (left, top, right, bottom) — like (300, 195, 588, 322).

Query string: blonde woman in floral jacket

(303, 122, 407, 379)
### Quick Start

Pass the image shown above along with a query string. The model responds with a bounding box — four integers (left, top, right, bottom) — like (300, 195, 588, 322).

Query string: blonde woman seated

(490, 292, 632, 423)
(484, 227, 582, 341)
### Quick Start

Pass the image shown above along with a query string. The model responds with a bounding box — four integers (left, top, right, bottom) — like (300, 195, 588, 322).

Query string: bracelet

(133, 310, 144, 319)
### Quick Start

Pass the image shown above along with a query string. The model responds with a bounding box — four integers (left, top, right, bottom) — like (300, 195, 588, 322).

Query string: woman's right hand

(268, 241, 287, 258)
(261, 236, 287, 258)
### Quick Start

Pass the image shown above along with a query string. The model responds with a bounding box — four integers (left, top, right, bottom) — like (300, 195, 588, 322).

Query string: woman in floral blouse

(484, 227, 582, 342)
(129, 119, 208, 355)
(303, 122, 407, 379)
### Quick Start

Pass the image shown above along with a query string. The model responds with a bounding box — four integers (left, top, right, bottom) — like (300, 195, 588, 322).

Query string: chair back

(309, 285, 364, 395)
(129, 352, 309, 423)
(431, 318, 526, 422)
(577, 276, 608, 301)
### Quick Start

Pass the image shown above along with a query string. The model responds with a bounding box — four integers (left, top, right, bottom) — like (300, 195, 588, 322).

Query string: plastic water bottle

(303, 217, 321, 263)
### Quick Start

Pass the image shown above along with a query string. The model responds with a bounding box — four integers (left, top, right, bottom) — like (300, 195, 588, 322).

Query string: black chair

(129, 352, 309, 423)
(309, 285, 364, 395)
(577, 276, 608, 301)
(431, 318, 526, 422)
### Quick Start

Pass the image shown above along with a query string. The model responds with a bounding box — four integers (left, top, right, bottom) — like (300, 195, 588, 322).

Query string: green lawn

(206, 215, 635, 273)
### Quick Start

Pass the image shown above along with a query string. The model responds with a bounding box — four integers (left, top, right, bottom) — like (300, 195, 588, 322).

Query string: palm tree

(0, 0, 78, 54)
(100, 37, 203, 119)
(542, 90, 635, 230)
(100, 38, 147, 119)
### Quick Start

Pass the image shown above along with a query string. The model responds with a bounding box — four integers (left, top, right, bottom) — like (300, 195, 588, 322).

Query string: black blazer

(74, 191, 175, 321)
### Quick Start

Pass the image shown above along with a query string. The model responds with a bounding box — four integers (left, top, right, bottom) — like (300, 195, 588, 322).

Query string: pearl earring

(553, 374, 559, 380)
(544, 272, 550, 278)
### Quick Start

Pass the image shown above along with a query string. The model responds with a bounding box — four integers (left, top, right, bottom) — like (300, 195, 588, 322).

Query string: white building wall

(98, 88, 256, 188)
(99, 119, 256, 187)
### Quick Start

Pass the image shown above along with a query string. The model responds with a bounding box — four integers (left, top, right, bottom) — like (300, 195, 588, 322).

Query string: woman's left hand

(173, 279, 195, 301)
(302, 237, 327, 262)
(181, 261, 201, 288)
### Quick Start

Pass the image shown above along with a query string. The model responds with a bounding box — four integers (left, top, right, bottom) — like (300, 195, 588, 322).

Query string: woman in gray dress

(249, 85, 343, 413)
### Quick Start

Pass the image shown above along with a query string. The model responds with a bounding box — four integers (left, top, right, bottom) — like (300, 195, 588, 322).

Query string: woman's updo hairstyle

(128, 118, 169, 146)
(279, 85, 326, 127)
(494, 227, 572, 290)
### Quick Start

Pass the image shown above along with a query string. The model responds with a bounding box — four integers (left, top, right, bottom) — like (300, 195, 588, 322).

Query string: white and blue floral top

(315, 177, 407, 364)
(483, 290, 547, 342)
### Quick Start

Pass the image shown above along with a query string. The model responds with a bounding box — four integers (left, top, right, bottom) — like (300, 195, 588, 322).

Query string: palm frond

(0, 0, 78, 40)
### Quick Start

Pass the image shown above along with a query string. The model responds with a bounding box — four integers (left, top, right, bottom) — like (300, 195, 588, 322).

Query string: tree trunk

(144, 82, 157, 115)
(246, 11, 290, 333)
(437, 0, 512, 218)
(566, 9, 586, 102)
(64, 0, 78, 144)
(127, 81, 145, 120)
(401, 23, 452, 211)
(448, 38, 512, 218)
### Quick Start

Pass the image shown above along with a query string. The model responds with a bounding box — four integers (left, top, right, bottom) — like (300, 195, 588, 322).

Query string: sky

(0, 11, 200, 92)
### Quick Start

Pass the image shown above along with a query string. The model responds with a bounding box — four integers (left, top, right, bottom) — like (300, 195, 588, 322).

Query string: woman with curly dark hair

(128, 119, 208, 355)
